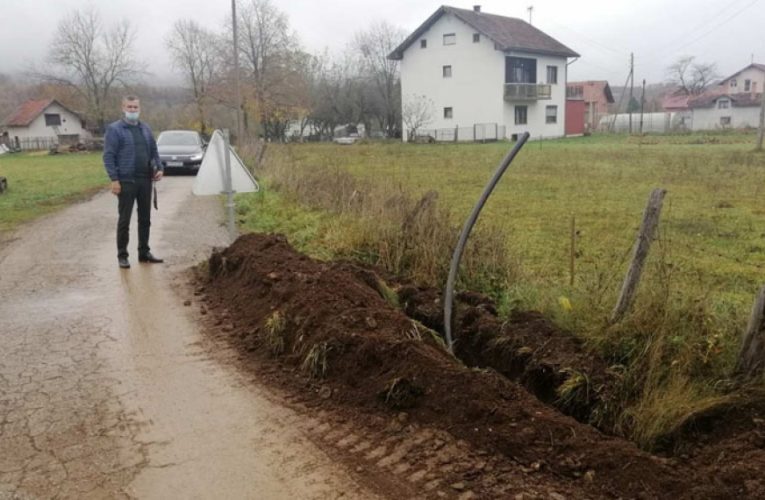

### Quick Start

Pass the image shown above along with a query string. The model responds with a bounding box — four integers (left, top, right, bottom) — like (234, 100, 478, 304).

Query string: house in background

(657, 63, 764, 132)
(718, 63, 765, 95)
(565, 81, 614, 134)
(1, 99, 91, 150)
(688, 92, 762, 130)
(389, 5, 578, 142)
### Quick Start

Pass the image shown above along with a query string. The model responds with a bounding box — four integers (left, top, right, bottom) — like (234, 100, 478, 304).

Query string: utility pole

(640, 79, 646, 135)
(757, 85, 765, 151)
(527, 5, 533, 24)
(628, 53, 634, 134)
(232, 0, 242, 144)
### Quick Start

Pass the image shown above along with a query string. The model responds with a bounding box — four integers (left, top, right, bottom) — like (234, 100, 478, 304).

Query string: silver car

(157, 130, 206, 175)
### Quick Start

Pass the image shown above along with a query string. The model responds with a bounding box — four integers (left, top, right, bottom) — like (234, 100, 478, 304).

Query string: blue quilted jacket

(103, 119, 163, 182)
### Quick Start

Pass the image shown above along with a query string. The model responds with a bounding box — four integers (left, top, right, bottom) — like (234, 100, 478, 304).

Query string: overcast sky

(0, 0, 763, 86)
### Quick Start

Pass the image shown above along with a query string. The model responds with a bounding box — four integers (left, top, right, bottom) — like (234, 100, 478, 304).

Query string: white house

(389, 5, 578, 142)
(688, 92, 762, 130)
(683, 63, 765, 131)
(1, 99, 91, 150)
(718, 63, 765, 95)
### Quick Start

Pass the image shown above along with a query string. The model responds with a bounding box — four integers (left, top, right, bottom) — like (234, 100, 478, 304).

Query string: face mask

(125, 111, 140, 121)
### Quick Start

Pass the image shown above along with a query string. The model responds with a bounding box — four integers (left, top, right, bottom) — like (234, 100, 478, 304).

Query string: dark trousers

(117, 178, 152, 259)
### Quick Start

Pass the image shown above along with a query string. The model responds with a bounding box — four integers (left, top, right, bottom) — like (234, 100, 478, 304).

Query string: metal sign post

(222, 129, 237, 241)
(192, 129, 259, 242)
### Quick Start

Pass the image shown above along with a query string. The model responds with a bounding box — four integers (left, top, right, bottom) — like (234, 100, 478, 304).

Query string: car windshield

(158, 132, 200, 146)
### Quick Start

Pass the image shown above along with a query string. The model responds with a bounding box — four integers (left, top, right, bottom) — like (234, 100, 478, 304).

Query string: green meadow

(0, 152, 107, 233)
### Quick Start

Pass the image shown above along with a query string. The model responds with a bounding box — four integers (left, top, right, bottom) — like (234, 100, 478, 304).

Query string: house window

(44, 113, 61, 126)
(545, 105, 558, 124)
(730, 79, 737, 88)
(546, 66, 558, 84)
(505, 56, 536, 83)
(443, 34, 456, 45)
(514, 106, 528, 125)
(444, 107, 453, 119)
(420, 39, 427, 49)
(473, 33, 480, 43)
(745, 79, 751, 91)
(443, 65, 452, 78)
(718, 99, 730, 109)
(566, 85, 583, 99)
(720, 116, 731, 126)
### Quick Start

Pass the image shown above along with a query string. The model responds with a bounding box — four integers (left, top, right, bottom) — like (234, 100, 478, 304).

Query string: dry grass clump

(301, 341, 332, 378)
(264, 310, 287, 355)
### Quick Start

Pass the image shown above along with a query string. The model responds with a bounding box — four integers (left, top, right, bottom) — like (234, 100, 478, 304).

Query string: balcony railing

(504, 83, 552, 101)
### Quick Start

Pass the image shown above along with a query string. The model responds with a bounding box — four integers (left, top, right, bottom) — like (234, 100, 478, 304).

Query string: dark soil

(397, 283, 615, 424)
(199, 233, 765, 499)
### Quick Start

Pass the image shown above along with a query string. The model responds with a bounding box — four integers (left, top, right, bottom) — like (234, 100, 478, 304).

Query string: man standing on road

(103, 95, 164, 269)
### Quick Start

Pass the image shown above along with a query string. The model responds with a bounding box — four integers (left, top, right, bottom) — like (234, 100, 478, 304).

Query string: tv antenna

(527, 5, 533, 24)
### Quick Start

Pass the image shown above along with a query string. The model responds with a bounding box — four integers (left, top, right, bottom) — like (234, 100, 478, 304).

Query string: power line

(572, 58, 626, 79)
(545, 20, 628, 56)
(663, 0, 760, 55)
(644, 0, 746, 56)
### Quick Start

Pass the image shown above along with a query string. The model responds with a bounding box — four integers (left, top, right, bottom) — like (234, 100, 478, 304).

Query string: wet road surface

(0, 177, 375, 499)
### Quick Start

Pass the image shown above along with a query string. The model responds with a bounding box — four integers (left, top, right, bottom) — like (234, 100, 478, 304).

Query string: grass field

(238, 131, 765, 447)
(0, 152, 107, 233)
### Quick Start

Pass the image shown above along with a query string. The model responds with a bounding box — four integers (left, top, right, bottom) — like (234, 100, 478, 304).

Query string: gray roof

(389, 6, 579, 60)
(688, 92, 763, 109)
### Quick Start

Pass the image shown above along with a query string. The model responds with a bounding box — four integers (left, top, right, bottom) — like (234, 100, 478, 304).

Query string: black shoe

(138, 252, 164, 263)
(118, 257, 130, 269)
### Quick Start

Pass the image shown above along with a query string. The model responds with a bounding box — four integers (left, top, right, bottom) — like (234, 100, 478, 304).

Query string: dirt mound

(201, 233, 765, 498)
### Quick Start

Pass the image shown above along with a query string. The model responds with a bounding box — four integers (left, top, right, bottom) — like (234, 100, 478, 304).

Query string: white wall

(692, 105, 761, 130)
(6, 103, 91, 141)
(502, 50, 567, 140)
(399, 12, 569, 141)
(400, 12, 504, 141)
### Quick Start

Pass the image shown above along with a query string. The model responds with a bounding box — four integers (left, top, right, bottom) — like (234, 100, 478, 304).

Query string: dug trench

(196, 233, 765, 498)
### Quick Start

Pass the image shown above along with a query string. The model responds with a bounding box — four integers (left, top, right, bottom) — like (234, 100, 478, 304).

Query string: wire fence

(1, 136, 59, 151)
(414, 123, 506, 143)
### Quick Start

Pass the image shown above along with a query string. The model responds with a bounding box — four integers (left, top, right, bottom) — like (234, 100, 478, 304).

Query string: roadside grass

(0, 152, 107, 233)
(237, 132, 765, 449)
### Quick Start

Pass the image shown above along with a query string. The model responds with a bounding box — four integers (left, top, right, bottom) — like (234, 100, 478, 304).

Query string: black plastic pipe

(443, 132, 531, 353)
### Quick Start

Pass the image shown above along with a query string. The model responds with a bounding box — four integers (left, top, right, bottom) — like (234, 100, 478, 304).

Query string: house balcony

(504, 83, 552, 101)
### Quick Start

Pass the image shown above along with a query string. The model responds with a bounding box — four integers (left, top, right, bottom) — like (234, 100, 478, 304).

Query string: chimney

(473, 5, 481, 12)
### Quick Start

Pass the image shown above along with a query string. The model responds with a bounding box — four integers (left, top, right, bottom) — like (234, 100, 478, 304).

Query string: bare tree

(166, 19, 221, 135)
(402, 94, 434, 140)
(353, 21, 406, 138)
(666, 56, 720, 96)
(234, 0, 307, 139)
(37, 8, 140, 132)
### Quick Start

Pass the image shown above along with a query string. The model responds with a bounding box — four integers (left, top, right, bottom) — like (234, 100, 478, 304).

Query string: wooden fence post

(569, 214, 576, 286)
(610, 188, 667, 323)
(736, 285, 765, 377)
